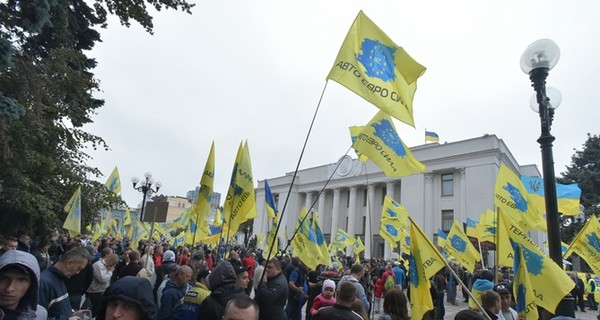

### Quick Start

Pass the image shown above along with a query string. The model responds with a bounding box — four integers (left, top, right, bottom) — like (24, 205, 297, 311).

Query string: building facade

(252, 134, 545, 260)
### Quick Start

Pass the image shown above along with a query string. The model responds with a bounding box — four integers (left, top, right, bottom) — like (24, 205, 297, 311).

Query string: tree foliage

(0, 0, 193, 237)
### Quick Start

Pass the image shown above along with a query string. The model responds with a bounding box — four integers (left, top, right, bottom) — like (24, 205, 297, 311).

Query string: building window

(346, 190, 350, 208)
(442, 173, 454, 196)
(363, 189, 368, 207)
(441, 210, 454, 232)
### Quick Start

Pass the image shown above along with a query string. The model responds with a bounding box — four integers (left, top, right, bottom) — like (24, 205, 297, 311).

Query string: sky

(86, 1, 600, 208)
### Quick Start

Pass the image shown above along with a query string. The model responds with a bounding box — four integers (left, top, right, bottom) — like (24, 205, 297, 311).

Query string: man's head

(337, 282, 357, 306)
(229, 250, 239, 260)
(223, 295, 259, 320)
(265, 258, 282, 279)
(100, 276, 156, 320)
(5, 238, 17, 251)
(494, 283, 512, 311)
(350, 264, 364, 278)
(128, 250, 141, 263)
(196, 269, 210, 285)
(154, 245, 163, 256)
(123, 247, 132, 263)
(56, 247, 91, 278)
(173, 266, 193, 286)
(231, 260, 250, 289)
(17, 235, 30, 247)
(104, 254, 119, 268)
(481, 290, 501, 314)
(0, 250, 40, 311)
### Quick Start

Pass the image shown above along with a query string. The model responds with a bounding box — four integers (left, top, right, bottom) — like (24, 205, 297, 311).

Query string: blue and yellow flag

(312, 211, 332, 267)
(520, 176, 582, 216)
(408, 216, 445, 320)
(437, 229, 447, 248)
(513, 243, 540, 320)
(352, 111, 425, 177)
(498, 209, 574, 313)
(264, 179, 278, 221)
(381, 196, 409, 229)
(425, 131, 439, 142)
(353, 236, 365, 255)
(349, 126, 369, 162)
(290, 208, 323, 270)
(223, 141, 257, 236)
(379, 218, 402, 248)
(494, 164, 544, 232)
(476, 209, 497, 244)
(327, 11, 426, 127)
(444, 220, 480, 272)
(564, 215, 600, 275)
(466, 218, 479, 238)
(105, 166, 121, 194)
(331, 228, 355, 251)
(63, 187, 82, 236)
(400, 228, 411, 254)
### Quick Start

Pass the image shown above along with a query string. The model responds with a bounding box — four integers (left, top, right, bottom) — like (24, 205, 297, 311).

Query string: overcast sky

(86, 1, 600, 208)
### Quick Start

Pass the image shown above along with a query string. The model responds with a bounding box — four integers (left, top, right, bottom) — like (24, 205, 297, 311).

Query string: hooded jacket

(0, 250, 48, 320)
(96, 276, 157, 320)
(158, 279, 186, 320)
(199, 260, 245, 320)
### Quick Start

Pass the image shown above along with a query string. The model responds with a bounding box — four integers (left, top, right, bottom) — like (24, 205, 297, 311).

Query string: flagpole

(494, 207, 499, 274)
(363, 163, 375, 262)
(261, 81, 330, 275)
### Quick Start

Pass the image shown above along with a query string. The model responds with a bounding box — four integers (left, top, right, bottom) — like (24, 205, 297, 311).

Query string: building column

(318, 191, 327, 232)
(424, 173, 434, 236)
(305, 191, 314, 213)
(459, 168, 467, 221)
(384, 181, 395, 259)
(365, 184, 375, 259)
(347, 186, 358, 256)
(330, 188, 341, 236)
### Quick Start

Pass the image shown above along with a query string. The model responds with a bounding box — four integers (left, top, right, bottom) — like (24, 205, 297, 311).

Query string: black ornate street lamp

(132, 172, 162, 222)
(521, 38, 574, 317)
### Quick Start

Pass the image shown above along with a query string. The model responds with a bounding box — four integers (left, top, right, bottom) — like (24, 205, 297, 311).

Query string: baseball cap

(494, 283, 511, 295)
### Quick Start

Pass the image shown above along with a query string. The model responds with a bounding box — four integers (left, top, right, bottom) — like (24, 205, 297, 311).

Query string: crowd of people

(0, 233, 598, 320)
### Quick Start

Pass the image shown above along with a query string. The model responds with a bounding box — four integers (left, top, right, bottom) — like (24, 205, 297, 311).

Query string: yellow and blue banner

(520, 176, 581, 216)
(425, 131, 439, 143)
(513, 243, 540, 320)
(223, 141, 257, 236)
(264, 179, 277, 221)
(327, 11, 426, 128)
(63, 187, 82, 236)
(564, 215, 600, 276)
(104, 166, 121, 194)
(290, 208, 323, 270)
(352, 111, 426, 177)
(444, 220, 480, 272)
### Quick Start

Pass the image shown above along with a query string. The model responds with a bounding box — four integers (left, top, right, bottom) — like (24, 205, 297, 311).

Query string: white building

(252, 134, 546, 261)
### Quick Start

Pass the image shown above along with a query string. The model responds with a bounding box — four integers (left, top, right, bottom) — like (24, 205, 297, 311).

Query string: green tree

(0, 0, 193, 237)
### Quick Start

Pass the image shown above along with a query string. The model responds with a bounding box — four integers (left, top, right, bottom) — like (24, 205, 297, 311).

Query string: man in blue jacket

(159, 265, 192, 320)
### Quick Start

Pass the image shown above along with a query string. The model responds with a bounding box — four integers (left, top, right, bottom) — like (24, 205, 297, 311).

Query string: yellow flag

(513, 244, 540, 320)
(399, 228, 410, 254)
(104, 166, 121, 194)
(290, 208, 323, 270)
(476, 209, 497, 244)
(381, 196, 409, 229)
(189, 142, 216, 241)
(498, 209, 574, 313)
(494, 164, 544, 232)
(222, 141, 256, 235)
(408, 216, 445, 320)
(327, 11, 426, 127)
(348, 126, 369, 162)
(564, 215, 600, 275)
(312, 211, 333, 267)
(331, 228, 355, 251)
(63, 187, 82, 236)
(352, 111, 425, 177)
(379, 217, 403, 248)
(353, 236, 365, 255)
(444, 220, 480, 272)
(123, 207, 132, 226)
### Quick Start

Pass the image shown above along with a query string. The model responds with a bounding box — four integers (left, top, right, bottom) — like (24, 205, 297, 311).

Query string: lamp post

(520, 39, 574, 317)
(132, 172, 162, 231)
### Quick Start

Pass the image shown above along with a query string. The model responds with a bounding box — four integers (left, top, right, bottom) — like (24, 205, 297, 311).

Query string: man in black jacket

(255, 258, 288, 320)
(199, 260, 245, 320)
(313, 281, 363, 320)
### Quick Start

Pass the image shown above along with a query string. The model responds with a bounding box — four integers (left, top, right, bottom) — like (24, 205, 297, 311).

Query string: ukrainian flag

(425, 131, 439, 142)
(520, 176, 581, 216)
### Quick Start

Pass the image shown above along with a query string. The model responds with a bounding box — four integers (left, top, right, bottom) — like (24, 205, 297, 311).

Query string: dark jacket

(39, 266, 72, 320)
(313, 304, 364, 320)
(158, 280, 186, 320)
(199, 260, 245, 320)
(255, 271, 289, 320)
(0, 250, 47, 319)
(96, 276, 157, 320)
(118, 261, 143, 279)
